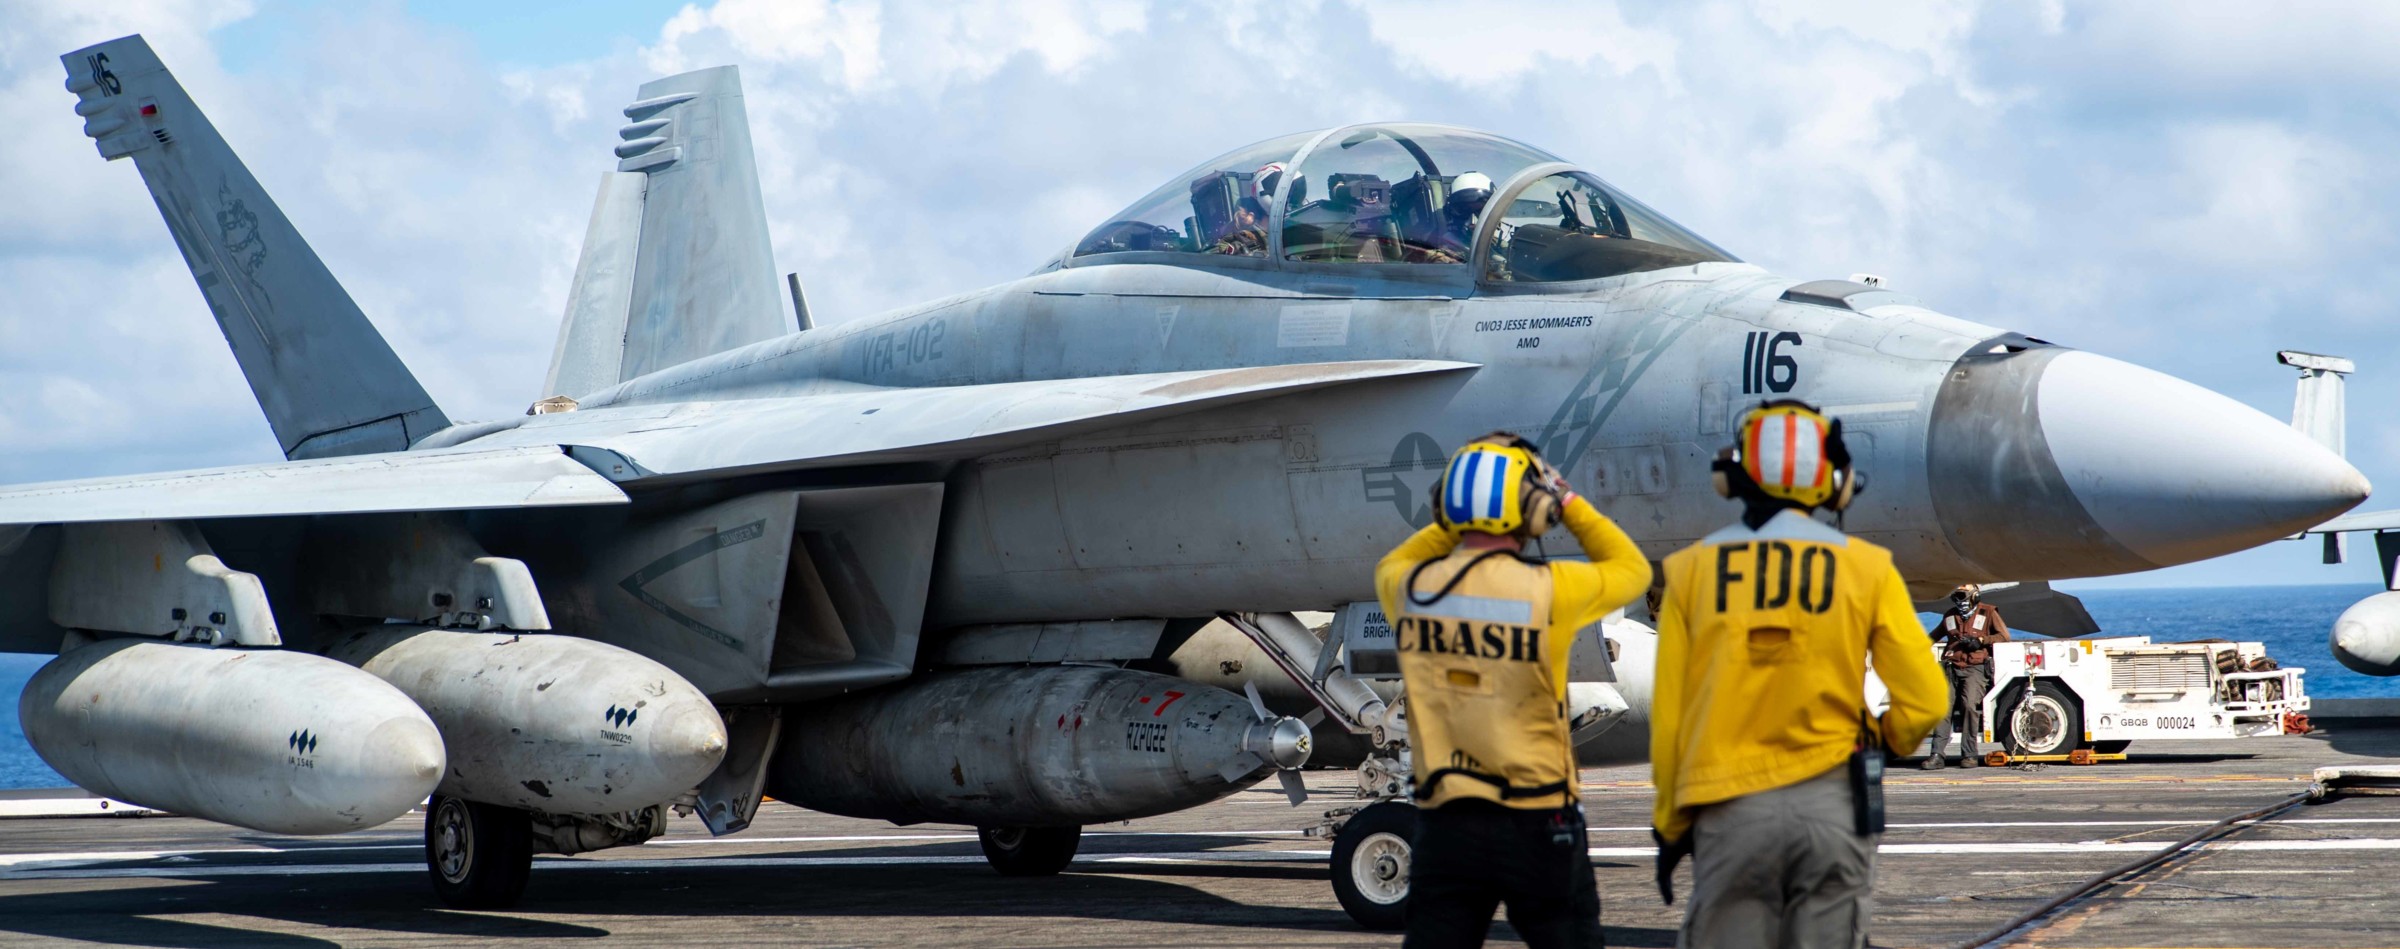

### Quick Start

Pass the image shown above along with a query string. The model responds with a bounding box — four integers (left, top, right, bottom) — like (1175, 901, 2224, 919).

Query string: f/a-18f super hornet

(3, 35, 2368, 910)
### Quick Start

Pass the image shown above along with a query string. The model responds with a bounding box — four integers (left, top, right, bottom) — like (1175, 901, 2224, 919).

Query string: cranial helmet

(1711, 401, 1860, 511)
(1431, 432, 1563, 539)
(1449, 171, 1493, 214)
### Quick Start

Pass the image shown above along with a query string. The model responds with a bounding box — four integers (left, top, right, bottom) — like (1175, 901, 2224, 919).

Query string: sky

(1, 0, 2394, 590)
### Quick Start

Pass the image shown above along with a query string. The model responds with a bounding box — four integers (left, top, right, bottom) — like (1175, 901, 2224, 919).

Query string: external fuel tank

(324, 627, 727, 814)
(769, 666, 1308, 826)
(19, 638, 445, 835)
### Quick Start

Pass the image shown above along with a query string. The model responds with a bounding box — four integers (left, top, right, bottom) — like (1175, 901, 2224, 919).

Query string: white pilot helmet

(1255, 162, 1286, 199)
(1448, 171, 1494, 217)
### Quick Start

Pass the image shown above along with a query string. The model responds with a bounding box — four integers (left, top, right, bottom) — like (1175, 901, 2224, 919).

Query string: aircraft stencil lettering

(1740, 330, 1803, 394)
(3, 33, 2366, 913)
(85, 52, 118, 96)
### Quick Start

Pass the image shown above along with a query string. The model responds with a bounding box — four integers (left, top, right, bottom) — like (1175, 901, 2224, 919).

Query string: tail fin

(63, 35, 448, 459)
(2280, 350, 2352, 456)
(545, 66, 790, 397)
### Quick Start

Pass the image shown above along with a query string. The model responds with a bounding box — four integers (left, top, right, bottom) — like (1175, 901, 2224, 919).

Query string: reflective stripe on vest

(1395, 552, 1575, 810)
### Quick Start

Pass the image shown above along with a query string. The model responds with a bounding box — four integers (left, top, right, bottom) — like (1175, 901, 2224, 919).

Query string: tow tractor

(1949, 637, 2310, 762)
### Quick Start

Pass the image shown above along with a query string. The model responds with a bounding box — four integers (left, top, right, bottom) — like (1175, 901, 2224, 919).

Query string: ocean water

(1, 584, 2391, 790)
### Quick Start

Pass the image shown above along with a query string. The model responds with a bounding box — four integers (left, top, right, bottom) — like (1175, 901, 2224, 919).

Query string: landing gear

(977, 825, 1081, 876)
(426, 793, 533, 909)
(1330, 801, 1415, 930)
(2002, 681, 2083, 757)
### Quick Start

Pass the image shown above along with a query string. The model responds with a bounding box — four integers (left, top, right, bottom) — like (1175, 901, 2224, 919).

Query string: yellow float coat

(1374, 497, 1650, 810)
(1649, 509, 1948, 842)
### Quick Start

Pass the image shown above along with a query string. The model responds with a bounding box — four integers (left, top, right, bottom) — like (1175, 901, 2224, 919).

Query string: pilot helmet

(1951, 584, 1982, 606)
(1448, 171, 1494, 216)
(1431, 432, 1563, 539)
(1254, 162, 1287, 201)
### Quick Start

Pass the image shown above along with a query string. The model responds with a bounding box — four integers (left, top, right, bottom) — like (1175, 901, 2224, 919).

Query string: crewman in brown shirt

(1925, 584, 2010, 769)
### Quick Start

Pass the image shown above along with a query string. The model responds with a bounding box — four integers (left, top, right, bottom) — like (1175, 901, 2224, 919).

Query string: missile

(18, 638, 444, 835)
(2332, 591, 2400, 676)
(323, 626, 727, 814)
(769, 666, 1310, 826)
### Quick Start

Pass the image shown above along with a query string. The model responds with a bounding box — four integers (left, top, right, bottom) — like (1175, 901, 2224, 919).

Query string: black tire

(978, 826, 1081, 876)
(1331, 801, 1416, 931)
(2001, 681, 2083, 757)
(2092, 740, 2132, 755)
(425, 794, 533, 909)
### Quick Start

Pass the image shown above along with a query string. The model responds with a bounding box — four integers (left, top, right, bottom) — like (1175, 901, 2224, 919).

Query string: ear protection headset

(1428, 431, 1566, 539)
(1709, 400, 1862, 512)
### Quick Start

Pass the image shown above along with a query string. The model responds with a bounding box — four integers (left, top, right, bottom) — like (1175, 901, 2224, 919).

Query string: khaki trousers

(1679, 767, 1875, 949)
(1932, 662, 1992, 759)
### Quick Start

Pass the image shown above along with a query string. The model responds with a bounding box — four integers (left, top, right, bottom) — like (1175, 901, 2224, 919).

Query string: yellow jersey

(1649, 509, 1947, 841)
(1374, 497, 1651, 809)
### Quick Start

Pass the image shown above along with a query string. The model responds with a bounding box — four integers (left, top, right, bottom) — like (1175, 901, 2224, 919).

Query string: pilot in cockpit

(1411, 171, 1494, 264)
(1208, 196, 1270, 256)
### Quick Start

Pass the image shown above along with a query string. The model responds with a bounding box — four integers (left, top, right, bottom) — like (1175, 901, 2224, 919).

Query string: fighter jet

(2, 35, 2368, 909)
(2264, 350, 2400, 676)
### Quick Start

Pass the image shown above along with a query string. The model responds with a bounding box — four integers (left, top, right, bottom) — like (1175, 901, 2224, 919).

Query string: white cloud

(2139, 122, 2371, 271)
(1354, 0, 1681, 90)
(1, 0, 2395, 589)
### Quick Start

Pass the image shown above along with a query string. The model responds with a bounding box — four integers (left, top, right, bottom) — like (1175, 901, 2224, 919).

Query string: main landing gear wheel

(1331, 801, 1416, 930)
(2002, 681, 2083, 758)
(978, 826, 1081, 876)
(425, 794, 533, 909)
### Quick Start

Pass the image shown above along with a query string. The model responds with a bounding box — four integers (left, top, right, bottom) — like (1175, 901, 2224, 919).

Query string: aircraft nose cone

(2039, 351, 2369, 565)
(1928, 348, 2369, 579)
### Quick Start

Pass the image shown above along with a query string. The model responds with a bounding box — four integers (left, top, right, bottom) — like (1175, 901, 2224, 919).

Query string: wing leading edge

(0, 360, 1477, 524)
(0, 445, 628, 526)
(491, 359, 1482, 483)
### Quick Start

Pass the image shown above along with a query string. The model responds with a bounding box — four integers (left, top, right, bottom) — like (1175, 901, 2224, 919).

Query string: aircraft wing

(0, 360, 1472, 523)
(489, 359, 1480, 483)
(2310, 510, 2400, 534)
(0, 445, 627, 525)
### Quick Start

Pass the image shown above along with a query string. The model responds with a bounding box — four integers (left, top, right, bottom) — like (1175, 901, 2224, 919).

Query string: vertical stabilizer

(2281, 350, 2352, 456)
(62, 36, 448, 459)
(2281, 350, 2356, 564)
(544, 171, 647, 399)
(608, 66, 791, 383)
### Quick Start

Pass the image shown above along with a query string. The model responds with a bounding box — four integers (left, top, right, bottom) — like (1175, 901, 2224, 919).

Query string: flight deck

(3, 722, 2397, 948)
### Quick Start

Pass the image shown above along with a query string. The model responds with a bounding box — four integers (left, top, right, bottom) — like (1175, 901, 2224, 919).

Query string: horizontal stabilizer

(490, 359, 1479, 483)
(0, 446, 625, 526)
(2313, 510, 2400, 534)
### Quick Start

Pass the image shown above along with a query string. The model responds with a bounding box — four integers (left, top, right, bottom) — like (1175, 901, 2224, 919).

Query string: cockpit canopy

(1071, 123, 1734, 283)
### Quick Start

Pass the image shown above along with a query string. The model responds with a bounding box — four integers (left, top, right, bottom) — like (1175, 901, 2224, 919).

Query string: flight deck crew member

(1649, 401, 1948, 949)
(1926, 584, 2010, 769)
(1374, 432, 1652, 949)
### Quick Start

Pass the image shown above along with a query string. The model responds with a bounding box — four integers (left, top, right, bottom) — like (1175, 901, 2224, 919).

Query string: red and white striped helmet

(1738, 402, 1838, 508)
